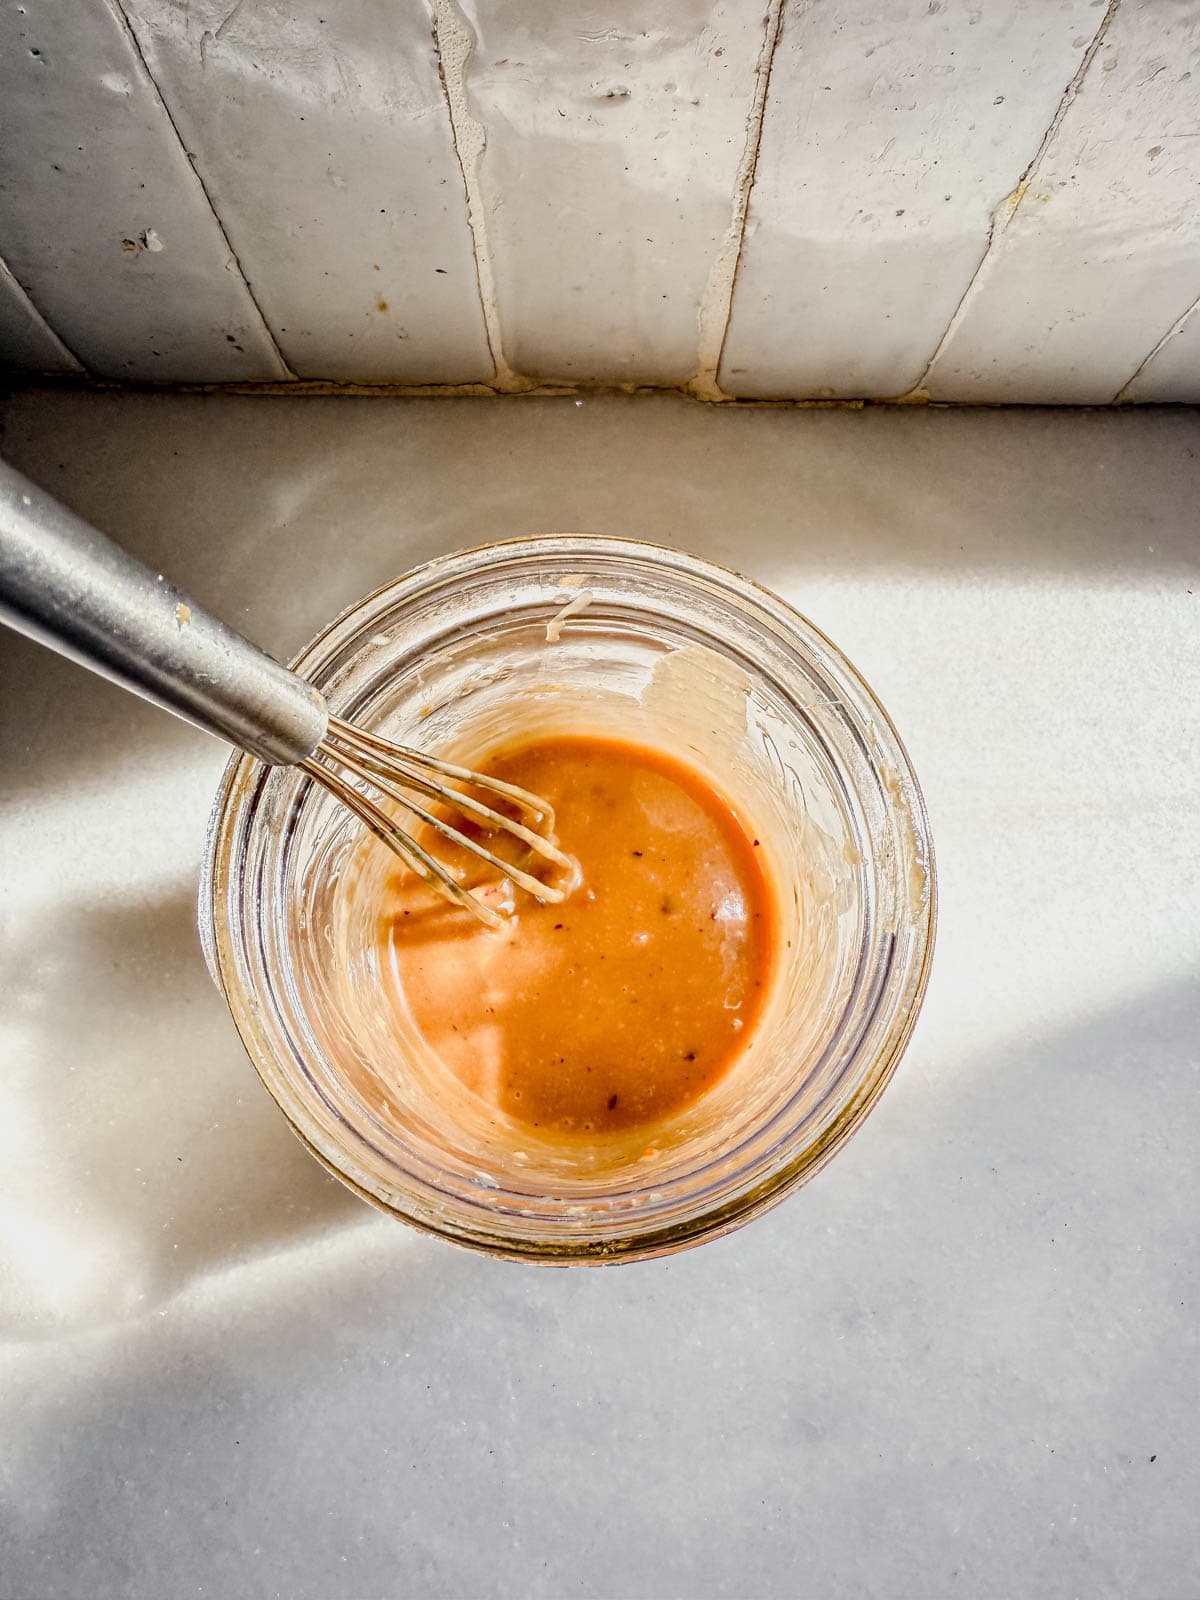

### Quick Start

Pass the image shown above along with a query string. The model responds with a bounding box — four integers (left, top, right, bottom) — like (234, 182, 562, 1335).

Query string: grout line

(0, 252, 88, 374)
(905, 0, 1122, 398)
(431, 0, 525, 392)
(213, 0, 249, 42)
(1113, 287, 1200, 401)
(31, 373, 1195, 409)
(106, 0, 296, 380)
(25, 372, 879, 407)
(690, 0, 786, 402)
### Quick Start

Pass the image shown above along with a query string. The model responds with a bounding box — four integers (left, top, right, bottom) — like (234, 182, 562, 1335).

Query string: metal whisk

(0, 460, 569, 928)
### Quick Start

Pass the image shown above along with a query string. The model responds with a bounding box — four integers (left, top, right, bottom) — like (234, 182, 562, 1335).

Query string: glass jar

(199, 537, 934, 1262)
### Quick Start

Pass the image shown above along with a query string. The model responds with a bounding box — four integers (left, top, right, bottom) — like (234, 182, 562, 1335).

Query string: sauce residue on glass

(380, 735, 775, 1137)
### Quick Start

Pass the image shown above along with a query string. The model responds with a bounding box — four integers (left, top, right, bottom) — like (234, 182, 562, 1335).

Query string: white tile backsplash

(455, 0, 769, 388)
(0, 0, 288, 381)
(117, 0, 494, 385)
(720, 0, 1102, 399)
(925, 2, 1200, 403)
(1, 0, 1197, 401)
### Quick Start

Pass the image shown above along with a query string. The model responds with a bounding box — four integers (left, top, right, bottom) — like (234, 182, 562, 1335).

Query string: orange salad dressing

(381, 735, 775, 1136)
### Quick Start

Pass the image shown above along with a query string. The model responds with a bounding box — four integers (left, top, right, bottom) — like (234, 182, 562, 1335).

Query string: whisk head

(299, 715, 573, 929)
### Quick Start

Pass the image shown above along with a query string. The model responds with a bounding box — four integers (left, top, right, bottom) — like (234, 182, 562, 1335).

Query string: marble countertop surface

(1, 389, 1196, 1599)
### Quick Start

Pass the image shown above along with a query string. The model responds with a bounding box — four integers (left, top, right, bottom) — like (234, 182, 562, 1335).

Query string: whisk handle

(0, 458, 328, 765)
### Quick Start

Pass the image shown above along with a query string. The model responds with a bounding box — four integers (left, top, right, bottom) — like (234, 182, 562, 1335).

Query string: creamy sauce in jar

(379, 735, 776, 1138)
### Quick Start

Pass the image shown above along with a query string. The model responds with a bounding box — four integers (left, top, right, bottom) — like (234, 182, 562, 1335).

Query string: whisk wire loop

(303, 716, 571, 928)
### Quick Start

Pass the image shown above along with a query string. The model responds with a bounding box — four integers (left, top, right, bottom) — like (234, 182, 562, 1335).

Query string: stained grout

(108, 0, 295, 380)
(906, 0, 1123, 399)
(690, 0, 787, 402)
(431, 0, 525, 392)
(13, 374, 1192, 411)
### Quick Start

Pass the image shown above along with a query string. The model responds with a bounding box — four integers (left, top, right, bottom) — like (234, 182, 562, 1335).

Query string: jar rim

(200, 535, 936, 1262)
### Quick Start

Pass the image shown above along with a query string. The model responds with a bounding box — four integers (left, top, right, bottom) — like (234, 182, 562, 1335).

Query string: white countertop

(1, 389, 1197, 1599)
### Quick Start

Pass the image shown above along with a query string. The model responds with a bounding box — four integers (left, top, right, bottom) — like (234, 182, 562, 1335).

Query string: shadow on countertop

(4, 885, 369, 1340)
(1, 387, 1196, 808)
(3, 974, 1197, 1600)
(1, 384, 1196, 1347)
(1, 388, 1197, 594)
